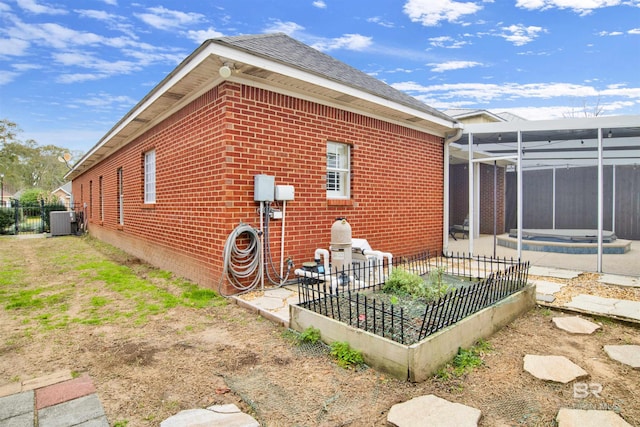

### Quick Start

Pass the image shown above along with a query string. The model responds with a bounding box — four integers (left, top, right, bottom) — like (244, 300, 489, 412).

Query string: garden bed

(291, 283, 535, 381)
(292, 252, 534, 381)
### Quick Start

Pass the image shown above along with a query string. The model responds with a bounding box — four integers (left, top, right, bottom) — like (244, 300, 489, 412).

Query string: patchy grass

(0, 235, 226, 330)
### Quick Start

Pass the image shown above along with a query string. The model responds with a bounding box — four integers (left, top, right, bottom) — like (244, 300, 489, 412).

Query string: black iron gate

(0, 200, 68, 235)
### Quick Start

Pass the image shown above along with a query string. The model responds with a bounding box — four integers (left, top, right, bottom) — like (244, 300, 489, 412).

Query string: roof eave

(66, 39, 457, 180)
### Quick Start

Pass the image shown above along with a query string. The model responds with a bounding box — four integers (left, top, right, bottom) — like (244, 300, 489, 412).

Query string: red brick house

(66, 33, 458, 293)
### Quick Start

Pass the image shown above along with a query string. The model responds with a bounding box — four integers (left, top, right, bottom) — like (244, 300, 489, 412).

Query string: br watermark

(573, 382, 602, 399)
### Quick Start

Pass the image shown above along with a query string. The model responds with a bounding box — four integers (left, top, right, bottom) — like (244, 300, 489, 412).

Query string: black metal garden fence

(296, 252, 530, 345)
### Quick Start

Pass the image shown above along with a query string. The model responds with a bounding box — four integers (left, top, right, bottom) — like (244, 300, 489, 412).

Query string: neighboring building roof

(494, 111, 528, 122)
(442, 109, 509, 123)
(66, 33, 458, 180)
(52, 182, 72, 196)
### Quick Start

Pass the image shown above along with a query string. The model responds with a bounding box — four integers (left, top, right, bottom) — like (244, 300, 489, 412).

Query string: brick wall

(73, 82, 445, 292)
(479, 163, 505, 234)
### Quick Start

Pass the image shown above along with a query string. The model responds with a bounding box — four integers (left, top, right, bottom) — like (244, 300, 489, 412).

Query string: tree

(0, 119, 81, 193)
(563, 96, 604, 118)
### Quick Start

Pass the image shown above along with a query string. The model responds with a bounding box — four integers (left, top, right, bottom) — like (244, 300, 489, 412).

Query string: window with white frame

(144, 149, 156, 203)
(326, 142, 350, 199)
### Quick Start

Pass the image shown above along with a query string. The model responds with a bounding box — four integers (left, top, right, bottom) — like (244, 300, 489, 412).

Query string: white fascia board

(207, 44, 456, 130)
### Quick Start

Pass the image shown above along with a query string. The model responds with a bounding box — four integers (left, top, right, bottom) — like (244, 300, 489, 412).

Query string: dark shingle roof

(212, 33, 454, 123)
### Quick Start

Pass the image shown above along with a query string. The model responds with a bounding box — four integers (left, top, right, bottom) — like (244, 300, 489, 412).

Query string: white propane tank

(330, 217, 352, 272)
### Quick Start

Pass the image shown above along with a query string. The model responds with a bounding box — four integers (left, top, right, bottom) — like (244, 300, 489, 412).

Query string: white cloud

(56, 73, 105, 84)
(185, 28, 224, 44)
(516, 0, 622, 15)
(0, 38, 30, 55)
(100, 0, 117, 5)
(15, 0, 67, 15)
(264, 20, 305, 35)
(134, 6, 204, 30)
(12, 63, 41, 71)
(74, 9, 136, 38)
(9, 20, 104, 49)
(312, 1, 327, 9)
(429, 60, 481, 72)
(74, 93, 137, 109)
(394, 81, 596, 101)
(367, 16, 395, 28)
(499, 24, 545, 46)
(599, 30, 624, 36)
(628, 28, 640, 34)
(429, 35, 468, 48)
(0, 70, 19, 85)
(403, 0, 482, 26)
(312, 34, 373, 51)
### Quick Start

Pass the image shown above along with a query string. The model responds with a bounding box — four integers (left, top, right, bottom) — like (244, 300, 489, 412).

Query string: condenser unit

(50, 211, 74, 236)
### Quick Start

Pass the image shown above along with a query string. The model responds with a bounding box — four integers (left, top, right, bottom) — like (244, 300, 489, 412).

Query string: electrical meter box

(254, 174, 275, 202)
(275, 185, 295, 201)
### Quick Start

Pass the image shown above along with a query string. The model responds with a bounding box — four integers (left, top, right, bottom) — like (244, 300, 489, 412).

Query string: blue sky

(1, 0, 639, 154)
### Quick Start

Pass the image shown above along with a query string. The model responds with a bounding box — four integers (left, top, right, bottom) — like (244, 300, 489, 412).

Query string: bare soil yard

(0, 236, 638, 426)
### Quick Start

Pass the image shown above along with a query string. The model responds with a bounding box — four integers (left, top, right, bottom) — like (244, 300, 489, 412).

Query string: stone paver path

(387, 394, 481, 427)
(552, 316, 601, 334)
(604, 345, 640, 369)
(523, 355, 588, 383)
(556, 408, 632, 426)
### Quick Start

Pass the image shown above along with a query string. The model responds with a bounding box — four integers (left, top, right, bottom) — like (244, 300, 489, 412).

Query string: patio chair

(449, 215, 469, 240)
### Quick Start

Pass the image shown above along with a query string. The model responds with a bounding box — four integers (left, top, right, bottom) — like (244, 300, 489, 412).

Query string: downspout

(443, 124, 464, 254)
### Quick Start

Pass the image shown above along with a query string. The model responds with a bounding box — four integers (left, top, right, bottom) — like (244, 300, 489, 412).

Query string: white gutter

(443, 125, 464, 253)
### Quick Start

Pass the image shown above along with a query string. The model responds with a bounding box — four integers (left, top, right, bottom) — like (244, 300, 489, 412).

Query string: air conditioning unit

(50, 211, 74, 236)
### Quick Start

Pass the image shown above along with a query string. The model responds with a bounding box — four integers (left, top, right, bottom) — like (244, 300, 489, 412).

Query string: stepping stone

(523, 355, 588, 383)
(528, 266, 580, 279)
(552, 316, 601, 334)
(160, 404, 259, 427)
(532, 279, 565, 295)
(387, 394, 481, 427)
(564, 295, 640, 322)
(604, 345, 640, 369)
(598, 274, 640, 288)
(556, 408, 632, 426)
(536, 293, 555, 303)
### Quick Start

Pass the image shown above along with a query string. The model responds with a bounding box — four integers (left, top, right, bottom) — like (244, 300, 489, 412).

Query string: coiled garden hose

(219, 223, 262, 296)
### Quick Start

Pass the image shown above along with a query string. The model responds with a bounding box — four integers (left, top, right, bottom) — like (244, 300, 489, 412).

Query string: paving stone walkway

(0, 370, 108, 426)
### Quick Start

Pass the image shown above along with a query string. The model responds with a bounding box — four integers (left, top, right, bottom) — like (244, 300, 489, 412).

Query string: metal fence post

(14, 199, 19, 235)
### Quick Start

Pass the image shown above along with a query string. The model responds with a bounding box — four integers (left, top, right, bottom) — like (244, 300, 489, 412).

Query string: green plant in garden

(383, 267, 452, 302)
(435, 339, 493, 380)
(298, 326, 321, 344)
(330, 341, 364, 368)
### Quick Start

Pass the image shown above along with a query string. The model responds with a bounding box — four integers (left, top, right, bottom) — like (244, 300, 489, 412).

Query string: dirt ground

(0, 236, 638, 426)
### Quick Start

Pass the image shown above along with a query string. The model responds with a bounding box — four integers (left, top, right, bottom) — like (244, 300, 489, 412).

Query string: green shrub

(330, 341, 364, 369)
(298, 326, 321, 344)
(0, 208, 15, 234)
(382, 268, 425, 297)
(383, 267, 452, 302)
